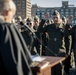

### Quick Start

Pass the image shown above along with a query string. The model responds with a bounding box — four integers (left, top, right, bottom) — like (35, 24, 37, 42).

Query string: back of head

(34, 16, 39, 22)
(26, 17, 32, 23)
(16, 16, 22, 22)
(0, 0, 16, 22)
(0, 0, 16, 12)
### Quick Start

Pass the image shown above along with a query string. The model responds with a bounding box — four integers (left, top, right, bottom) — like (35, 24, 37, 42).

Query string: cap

(34, 16, 39, 21)
(26, 17, 32, 22)
(52, 10, 60, 16)
(16, 16, 22, 21)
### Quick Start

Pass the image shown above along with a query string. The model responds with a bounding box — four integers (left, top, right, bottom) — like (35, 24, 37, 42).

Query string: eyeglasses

(27, 23, 32, 25)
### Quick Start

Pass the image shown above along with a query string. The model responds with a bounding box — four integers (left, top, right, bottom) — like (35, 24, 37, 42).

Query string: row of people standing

(1, 0, 74, 75)
(15, 12, 53, 56)
(15, 16, 41, 55)
(15, 10, 74, 75)
(17, 10, 71, 57)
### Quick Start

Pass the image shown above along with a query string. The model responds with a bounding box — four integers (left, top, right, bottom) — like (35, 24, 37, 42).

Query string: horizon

(31, 0, 76, 7)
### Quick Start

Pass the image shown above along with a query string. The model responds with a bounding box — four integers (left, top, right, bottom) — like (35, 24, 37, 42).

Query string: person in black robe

(0, 0, 33, 75)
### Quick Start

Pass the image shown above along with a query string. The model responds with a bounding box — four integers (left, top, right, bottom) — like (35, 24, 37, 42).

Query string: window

(75, 11, 76, 14)
(37, 12, 40, 15)
(70, 9, 73, 12)
(65, 15, 69, 20)
(65, 9, 68, 11)
(41, 9, 45, 12)
(22, 4, 25, 7)
(17, 4, 21, 6)
(47, 9, 50, 12)
(66, 15, 69, 17)
(22, 1, 25, 3)
(75, 21, 76, 24)
(42, 15, 44, 18)
(23, 9, 25, 12)
(17, 1, 21, 4)
(42, 12, 45, 15)
(65, 12, 69, 15)
(37, 9, 40, 12)
(61, 9, 64, 12)
(70, 12, 73, 14)
(51, 11, 53, 14)
(22, 6, 25, 9)
(51, 9, 54, 12)
(61, 12, 64, 14)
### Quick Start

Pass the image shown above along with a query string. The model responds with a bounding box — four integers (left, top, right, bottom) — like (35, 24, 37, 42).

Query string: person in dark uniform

(62, 16, 72, 73)
(41, 12, 50, 56)
(64, 15, 76, 69)
(0, 0, 33, 75)
(20, 18, 33, 51)
(31, 16, 41, 55)
(38, 10, 67, 75)
(38, 10, 66, 57)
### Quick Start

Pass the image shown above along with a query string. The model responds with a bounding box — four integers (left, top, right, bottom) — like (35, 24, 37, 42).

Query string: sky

(31, 0, 76, 7)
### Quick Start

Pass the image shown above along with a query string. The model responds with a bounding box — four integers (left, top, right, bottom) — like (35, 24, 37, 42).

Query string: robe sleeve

(0, 23, 33, 75)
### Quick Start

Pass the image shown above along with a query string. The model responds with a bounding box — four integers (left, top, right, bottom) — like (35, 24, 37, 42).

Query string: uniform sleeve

(37, 19, 46, 33)
(71, 25, 76, 50)
(37, 19, 48, 33)
(64, 24, 72, 37)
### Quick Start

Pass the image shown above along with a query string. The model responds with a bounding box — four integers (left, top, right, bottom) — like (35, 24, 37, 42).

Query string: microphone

(20, 22, 40, 56)
(20, 22, 58, 56)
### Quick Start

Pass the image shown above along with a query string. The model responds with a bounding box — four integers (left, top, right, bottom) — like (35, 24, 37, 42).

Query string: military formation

(13, 9, 76, 75)
(0, 0, 76, 75)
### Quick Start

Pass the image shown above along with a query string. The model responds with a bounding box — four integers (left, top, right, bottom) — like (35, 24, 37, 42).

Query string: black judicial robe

(0, 23, 33, 75)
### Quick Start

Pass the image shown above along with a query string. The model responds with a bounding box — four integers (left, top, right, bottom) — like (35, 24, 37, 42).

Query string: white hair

(0, 0, 16, 15)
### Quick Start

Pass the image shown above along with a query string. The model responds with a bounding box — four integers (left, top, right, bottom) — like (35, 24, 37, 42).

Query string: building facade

(31, 4, 38, 17)
(32, 1, 76, 24)
(13, 0, 31, 19)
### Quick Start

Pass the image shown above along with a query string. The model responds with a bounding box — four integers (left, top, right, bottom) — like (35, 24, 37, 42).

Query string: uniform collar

(54, 23, 63, 29)
(58, 23, 63, 28)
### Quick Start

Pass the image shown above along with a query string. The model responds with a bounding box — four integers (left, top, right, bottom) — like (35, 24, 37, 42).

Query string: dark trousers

(52, 63, 64, 75)
(64, 55, 72, 73)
